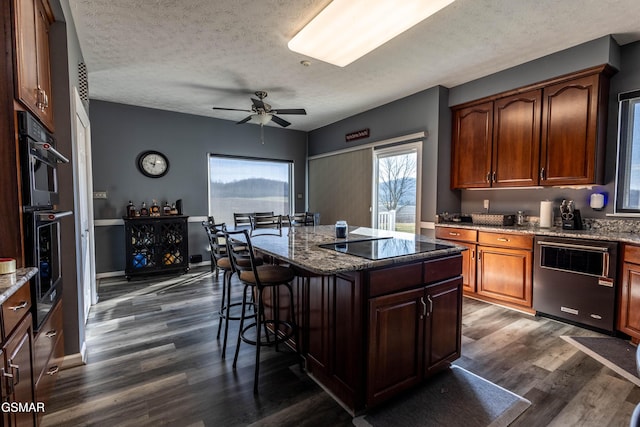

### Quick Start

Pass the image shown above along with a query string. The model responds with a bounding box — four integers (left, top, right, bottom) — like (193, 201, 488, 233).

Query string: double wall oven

(533, 236, 618, 333)
(19, 111, 71, 330)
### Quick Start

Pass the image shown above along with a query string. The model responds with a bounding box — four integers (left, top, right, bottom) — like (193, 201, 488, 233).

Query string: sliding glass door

(373, 143, 421, 233)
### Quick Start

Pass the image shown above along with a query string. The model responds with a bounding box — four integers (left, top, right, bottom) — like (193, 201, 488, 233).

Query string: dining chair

(223, 229, 300, 393)
(233, 212, 253, 228)
(250, 214, 283, 236)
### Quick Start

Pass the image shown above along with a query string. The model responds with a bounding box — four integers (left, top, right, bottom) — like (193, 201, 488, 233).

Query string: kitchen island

(245, 225, 465, 412)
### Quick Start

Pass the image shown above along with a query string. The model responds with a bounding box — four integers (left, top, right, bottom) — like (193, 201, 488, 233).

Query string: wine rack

(123, 216, 189, 279)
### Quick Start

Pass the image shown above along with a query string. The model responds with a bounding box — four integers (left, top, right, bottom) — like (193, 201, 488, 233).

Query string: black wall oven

(533, 236, 618, 333)
(24, 211, 72, 329)
(18, 110, 69, 209)
(19, 110, 71, 330)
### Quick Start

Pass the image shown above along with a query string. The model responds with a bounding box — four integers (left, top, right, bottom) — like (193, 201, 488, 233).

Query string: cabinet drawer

(624, 244, 640, 264)
(424, 255, 462, 285)
(34, 300, 63, 382)
(435, 227, 477, 243)
(2, 283, 32, 339)
(368, 262, 423, 298)
(35, 331, 64, 409)
(478, 231, 533, 250)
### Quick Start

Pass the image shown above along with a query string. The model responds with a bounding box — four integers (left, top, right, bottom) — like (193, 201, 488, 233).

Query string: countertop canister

(540, 200, 554, 228)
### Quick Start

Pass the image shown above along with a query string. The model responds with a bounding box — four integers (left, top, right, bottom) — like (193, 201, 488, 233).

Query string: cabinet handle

(492, 171, 496, 182)
(486, 172, 491, 183)
(496, 237, 510, 242)
(45, 330, 57, 339)
(9, 364, 19, 386)
(420, 297, 427, 319)
(540, 167, 546, 180)
(427, 295, 433, 317)
(9, 301, 28, 311)
(46, 366, 59, 376)
(449, 232, 460, 236)
(471, 250, 475, 260)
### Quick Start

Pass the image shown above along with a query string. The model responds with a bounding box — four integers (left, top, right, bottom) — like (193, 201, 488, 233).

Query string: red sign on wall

(345, 128, 369, 142)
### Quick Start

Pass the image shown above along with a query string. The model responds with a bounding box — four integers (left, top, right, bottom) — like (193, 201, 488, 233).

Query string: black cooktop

(319, 237, 452, 260)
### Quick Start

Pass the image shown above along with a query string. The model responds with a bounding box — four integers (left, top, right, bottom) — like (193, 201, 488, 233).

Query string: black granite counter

(244, 225, 465, 275)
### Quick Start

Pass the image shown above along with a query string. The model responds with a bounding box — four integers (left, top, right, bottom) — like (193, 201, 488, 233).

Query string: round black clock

(137, 150, 169, 178)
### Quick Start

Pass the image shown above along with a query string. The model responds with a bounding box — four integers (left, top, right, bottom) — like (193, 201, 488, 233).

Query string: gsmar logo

(1, 402, 45, 413)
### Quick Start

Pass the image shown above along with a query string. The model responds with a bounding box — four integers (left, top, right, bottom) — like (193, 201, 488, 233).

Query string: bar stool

(223, 229, 300, 393)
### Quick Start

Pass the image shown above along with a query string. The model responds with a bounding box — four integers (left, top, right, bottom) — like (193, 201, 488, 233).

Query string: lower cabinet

(618, 244, 640, 343)
(366, 276, 462, 406)
(301, 255, 462, 411)
(2, 313, 35, 427)
(33, 299, 63, 424)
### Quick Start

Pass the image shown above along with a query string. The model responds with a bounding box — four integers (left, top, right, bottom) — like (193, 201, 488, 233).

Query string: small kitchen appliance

(560, 200, 582, 230)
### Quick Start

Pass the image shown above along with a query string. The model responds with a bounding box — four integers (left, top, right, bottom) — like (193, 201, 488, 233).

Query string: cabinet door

(34, 0, 54, 130)
(477, 245, 532, 307)
(367, 288, 424, 406)
(540, 74, 600, 186)
(451, 102, 493, 189)
(457, 241, 476, 293)
(14, 0, 39, 112)
(424, 277, 462, 375)
(4, 315, 35, 427)
(492, 90, 542, 187)
(618, 261, 640, 341)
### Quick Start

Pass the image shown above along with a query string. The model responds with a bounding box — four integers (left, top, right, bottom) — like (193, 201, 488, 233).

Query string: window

(373, 142, 421, 233)
(208, 155, 293, 225)
(615, 90, 640, 214)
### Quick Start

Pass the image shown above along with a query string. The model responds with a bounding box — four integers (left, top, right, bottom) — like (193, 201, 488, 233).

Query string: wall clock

(137, 150, 169, 178)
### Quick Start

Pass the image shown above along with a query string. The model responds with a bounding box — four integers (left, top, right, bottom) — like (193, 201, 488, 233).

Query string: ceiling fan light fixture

(288, 0, 455, 67)
(252, 113, 273, 125)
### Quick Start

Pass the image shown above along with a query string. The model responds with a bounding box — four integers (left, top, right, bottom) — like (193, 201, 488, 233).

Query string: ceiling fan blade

(272, 108, 306, 115)
(251, 97, 266, 110)
(212, 107, 252, 112)
(271, 115, 291, 127)
(236, 115, 252, 124)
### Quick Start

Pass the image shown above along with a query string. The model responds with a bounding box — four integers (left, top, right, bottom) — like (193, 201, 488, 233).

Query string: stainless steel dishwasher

(533, 236, 618, 332)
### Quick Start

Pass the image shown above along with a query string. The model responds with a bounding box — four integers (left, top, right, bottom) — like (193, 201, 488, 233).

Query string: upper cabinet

(14, 0, 54, 131)
(451, 65, 615, 189)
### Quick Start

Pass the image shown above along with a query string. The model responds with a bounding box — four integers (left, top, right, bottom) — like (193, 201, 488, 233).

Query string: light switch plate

(93, 191, 108, 199)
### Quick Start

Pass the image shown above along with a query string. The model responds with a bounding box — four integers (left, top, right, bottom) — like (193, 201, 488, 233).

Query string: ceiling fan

(212, 90, 307, 128)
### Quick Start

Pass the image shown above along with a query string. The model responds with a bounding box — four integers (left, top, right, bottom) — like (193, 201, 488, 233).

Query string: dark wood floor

(42, 267, 639, 426)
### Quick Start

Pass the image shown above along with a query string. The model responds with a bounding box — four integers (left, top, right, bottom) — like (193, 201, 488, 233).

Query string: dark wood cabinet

(124, 216, 189, 279)
(367, 275, 462, 406)
(618, 244, 640, 343)
(540, 73, 608, 186)
(451, 101, 493, 189)
(476, 232, 533, 308)
(451, 65, 614, 189)
(3, 314, 35, 427)
(0, 282, 36, 427)
(492, 90, 542, 187)
(14, 0, 54, 131)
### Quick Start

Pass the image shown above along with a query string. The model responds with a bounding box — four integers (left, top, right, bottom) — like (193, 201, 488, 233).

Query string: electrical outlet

(483, 199, 490, 210)
(93, 191, 108, 199)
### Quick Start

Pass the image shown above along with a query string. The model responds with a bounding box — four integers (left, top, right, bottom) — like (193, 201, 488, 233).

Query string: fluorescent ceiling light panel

(288, 0, 455, 67)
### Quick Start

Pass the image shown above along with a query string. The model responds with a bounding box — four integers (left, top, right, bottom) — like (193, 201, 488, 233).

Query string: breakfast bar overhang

(244, 225, 465, 413)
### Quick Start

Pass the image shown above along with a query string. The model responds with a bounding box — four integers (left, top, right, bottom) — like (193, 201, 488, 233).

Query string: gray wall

(90, 101, 308, 273)
(308, 85, 460, 233)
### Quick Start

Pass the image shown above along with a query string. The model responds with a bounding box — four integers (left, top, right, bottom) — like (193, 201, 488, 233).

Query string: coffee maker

(560, 200, 582, 230)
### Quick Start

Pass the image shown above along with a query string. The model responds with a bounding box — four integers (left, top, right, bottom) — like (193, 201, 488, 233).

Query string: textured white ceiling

(67, 0, 640, 131)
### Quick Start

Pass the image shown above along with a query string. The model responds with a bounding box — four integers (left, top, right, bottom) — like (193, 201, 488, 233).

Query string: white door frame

(72, 87, 97, 322)
(372, 141, 422, 232)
